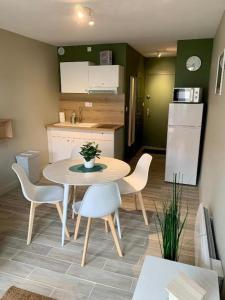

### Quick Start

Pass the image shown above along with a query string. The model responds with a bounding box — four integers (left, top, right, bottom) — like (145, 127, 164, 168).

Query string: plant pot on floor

(84, 158, 95, 168)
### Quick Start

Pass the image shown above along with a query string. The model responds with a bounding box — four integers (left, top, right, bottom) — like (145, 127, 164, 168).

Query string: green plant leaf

(79, 141, 102, 161)
(154, 173, 188, 261)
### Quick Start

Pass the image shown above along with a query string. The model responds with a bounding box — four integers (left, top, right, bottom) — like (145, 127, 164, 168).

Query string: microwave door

(173, 89, 179, 102)
(173, 89, 186, 102)
(173, 88, 192, 102)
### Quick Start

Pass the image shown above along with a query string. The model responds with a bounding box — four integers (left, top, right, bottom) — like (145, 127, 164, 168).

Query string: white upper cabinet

(60, 62, 124, 94)
(60, 61, 92, 93)
(88, 65, 124, 94)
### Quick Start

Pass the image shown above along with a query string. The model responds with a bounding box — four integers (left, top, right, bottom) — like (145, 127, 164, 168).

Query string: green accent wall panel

(175, 39, 213, 100)
(58, 43, 127, 66)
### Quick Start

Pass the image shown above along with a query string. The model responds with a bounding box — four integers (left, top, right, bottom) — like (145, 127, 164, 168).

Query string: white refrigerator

(165, 103, 203, 185)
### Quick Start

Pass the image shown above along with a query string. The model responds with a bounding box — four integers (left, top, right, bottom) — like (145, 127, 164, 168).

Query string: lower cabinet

(47, 128, 124, 163)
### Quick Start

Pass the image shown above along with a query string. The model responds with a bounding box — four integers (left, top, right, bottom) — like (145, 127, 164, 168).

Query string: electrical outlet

(87, 47, 92, 52)
(85, 102, 93, 107)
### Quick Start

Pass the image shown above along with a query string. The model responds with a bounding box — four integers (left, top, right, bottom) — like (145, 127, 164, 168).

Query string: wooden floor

(0, 154, 199, 300)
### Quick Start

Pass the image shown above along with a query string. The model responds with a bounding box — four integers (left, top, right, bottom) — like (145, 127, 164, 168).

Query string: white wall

(0, 29, 59, 194)
(199, 10, 225, 298)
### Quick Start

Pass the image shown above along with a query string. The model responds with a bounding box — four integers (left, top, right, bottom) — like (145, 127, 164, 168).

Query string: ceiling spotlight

(77, 11, 84, 19)
(88, 19, 95, 26)
(88, 8, 95, 26)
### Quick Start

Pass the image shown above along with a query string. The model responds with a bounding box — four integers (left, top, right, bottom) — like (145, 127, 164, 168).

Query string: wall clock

(186, 56, 201, 71)
(58, 47, 65, 56)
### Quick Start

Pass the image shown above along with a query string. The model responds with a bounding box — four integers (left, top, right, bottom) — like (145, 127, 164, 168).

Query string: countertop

(132, 256, 219, 300)
(46, 122, 124, 132)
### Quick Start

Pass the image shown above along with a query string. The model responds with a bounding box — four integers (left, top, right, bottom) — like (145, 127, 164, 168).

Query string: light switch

(85, 102, 93, 107)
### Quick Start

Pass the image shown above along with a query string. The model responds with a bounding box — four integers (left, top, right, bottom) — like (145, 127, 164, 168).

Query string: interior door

(143, 74, 175, 149)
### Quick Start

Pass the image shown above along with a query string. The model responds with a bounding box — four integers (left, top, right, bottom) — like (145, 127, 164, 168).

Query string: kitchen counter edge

(46, 123, 124, 132)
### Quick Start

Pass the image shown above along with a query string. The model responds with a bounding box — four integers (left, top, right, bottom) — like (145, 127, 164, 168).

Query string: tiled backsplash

(60, 93, 125, 124)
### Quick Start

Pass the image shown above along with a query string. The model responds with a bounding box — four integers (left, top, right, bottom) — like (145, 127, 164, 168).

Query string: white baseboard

(0, 180, 19, 196)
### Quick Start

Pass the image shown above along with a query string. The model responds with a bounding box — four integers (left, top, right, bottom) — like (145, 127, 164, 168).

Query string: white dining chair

(12, 163, 70, 245)
(117, 153, 152, 225)
(70, 147, 122, 238)
(73, 182, 123, 267)
(70, 147, 79, 219)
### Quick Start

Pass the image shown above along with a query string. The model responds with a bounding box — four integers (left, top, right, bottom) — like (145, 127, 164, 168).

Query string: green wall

(58, 43, 127, 66)
(143, 57, 176, 149)
(175, 39, 213, 100)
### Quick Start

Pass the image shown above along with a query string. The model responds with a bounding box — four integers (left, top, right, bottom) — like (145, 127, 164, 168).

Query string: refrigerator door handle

(168, 125, 201, 129)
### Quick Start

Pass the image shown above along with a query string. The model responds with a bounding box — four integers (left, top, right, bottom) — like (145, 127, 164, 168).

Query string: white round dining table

(43, 157, 130, 246)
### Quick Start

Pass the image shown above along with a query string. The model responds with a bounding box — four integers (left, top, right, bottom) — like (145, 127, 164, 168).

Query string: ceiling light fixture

(74, 5, 95, 26)
(88, 19, 95, 26)
(88, 8, 95, 26)
(77, 11, 84, 19)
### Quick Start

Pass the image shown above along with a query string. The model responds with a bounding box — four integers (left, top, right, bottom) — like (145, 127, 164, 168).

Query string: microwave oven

(173, 87, 202, 103)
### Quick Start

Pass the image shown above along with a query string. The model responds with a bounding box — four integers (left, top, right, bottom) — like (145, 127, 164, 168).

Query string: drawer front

(78, 131, 114, 142)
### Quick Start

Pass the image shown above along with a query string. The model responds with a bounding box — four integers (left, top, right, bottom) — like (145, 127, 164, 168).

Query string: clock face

(58, 47, 65, 56)
(186, 56, 201, 71)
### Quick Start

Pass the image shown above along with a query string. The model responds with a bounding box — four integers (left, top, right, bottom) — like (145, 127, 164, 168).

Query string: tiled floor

(0, 154, 199, 299)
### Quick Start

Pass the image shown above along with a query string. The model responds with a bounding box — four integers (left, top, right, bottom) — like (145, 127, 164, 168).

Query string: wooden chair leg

(81, 218, 92, 267)
(137, 192, 148, 225)
(74, 214, 81, 240)
(104, 220, 109, 233)
(55, 203, 70, 239)
(107, 215, 123, 257)
(27, 202, 36, 245)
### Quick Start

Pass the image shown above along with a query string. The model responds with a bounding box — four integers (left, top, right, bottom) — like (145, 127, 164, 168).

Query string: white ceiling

(0, 0, 224, 56)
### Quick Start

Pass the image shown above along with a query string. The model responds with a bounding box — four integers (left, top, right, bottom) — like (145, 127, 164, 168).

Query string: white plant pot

(84, 158, 95, 169)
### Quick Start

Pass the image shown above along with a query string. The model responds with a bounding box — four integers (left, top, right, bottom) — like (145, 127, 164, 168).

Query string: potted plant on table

(154, 174, 188, 261)
(79, 142, 102, 169)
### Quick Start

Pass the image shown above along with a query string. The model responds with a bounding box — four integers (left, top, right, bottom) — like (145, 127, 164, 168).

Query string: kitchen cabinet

(47, 127, 124, 163)
(60, 62, 124, 94)
(60, 61, 92, 93)
(88, 65, 124, 94)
